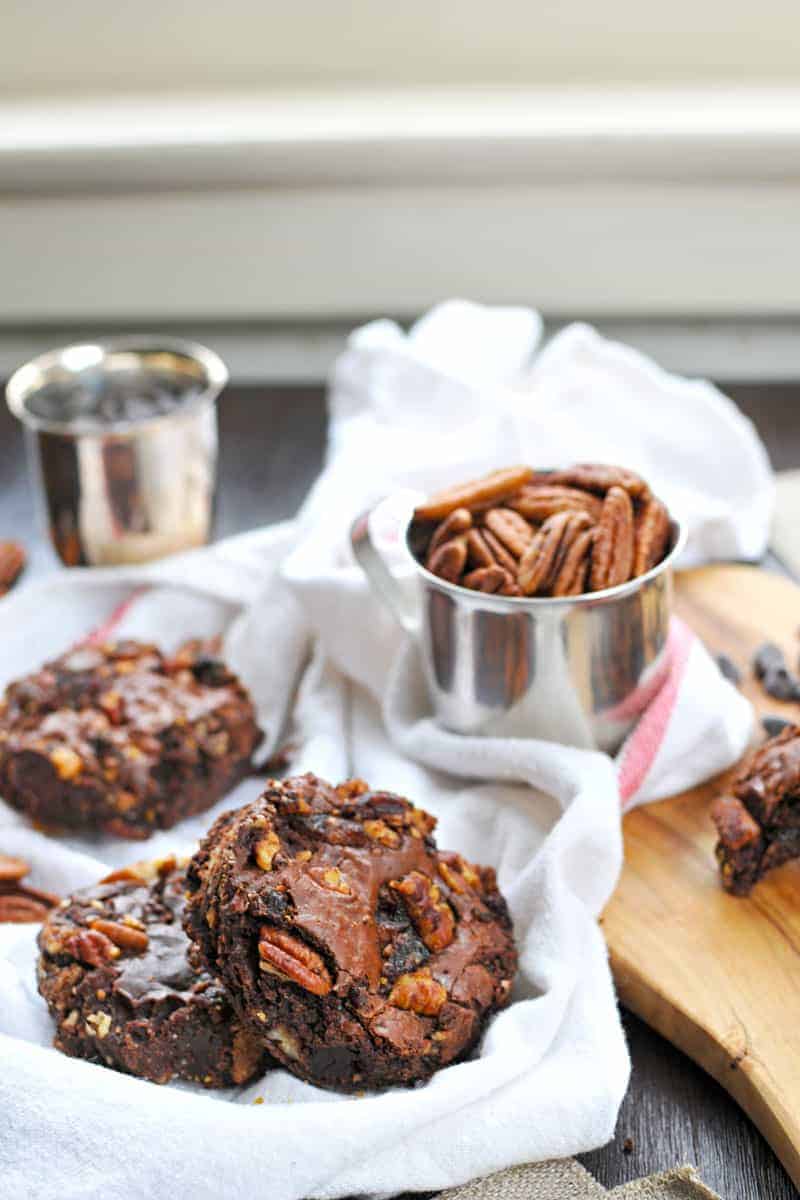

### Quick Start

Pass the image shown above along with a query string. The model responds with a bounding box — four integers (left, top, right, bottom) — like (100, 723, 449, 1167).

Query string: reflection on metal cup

(6, 338, 225, 566)
(352, 505, 686, 753)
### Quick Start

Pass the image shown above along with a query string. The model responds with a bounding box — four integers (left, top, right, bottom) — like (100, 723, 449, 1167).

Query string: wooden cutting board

(603, 564, 800, 1189)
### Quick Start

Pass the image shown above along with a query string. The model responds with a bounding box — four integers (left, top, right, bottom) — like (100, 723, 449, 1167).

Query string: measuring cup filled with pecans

(351, 464, 685, 751)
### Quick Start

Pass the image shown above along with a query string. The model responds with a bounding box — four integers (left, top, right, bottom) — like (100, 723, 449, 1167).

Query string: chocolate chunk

(762, 716, 792, 738)
(753, 642, 786, 680)
(716, 654, 742, 687)
(762, 666, 800, 702)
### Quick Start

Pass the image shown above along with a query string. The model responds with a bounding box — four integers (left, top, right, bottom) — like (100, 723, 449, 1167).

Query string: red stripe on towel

(617, 617, 694, 810)
(84, 586, 150, 646)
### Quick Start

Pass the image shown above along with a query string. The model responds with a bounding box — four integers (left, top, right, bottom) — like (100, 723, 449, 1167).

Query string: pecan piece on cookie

(258, 926, 333, 996)
(518, 511, 591, 597)
(535, 464, 650, 500)
(590, 486, 635, 590)
(426, 536, 468, 584)
(482, 508, 535, 558)
(413, 466, 534, 522)
(508, 485, 602, 523)
(390, 870, 455, 952)
(633, 496, 671, 576)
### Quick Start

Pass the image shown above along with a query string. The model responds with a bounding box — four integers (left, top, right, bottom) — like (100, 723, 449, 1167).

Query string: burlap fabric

(437, 1160, 722, 1200)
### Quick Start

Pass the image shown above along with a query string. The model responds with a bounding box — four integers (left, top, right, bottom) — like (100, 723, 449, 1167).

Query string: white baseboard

(2, 319, 800, 386)
(2, 87, 800, 322)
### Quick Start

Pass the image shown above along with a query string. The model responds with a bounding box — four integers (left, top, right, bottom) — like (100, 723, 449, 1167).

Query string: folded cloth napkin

(0, 302, 769, 1200)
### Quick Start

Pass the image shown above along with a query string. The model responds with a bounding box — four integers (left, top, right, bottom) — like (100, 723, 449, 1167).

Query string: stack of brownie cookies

(5, 628, 515, 1092)
(36, 772, 517, 1092)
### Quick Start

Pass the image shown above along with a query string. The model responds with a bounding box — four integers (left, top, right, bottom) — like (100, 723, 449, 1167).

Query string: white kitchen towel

(0, 302, 768, 1200)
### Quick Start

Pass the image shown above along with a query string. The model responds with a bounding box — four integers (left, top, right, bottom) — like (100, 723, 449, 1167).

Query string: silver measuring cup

(6, 337, 226, 566)
(351, 505, 686, 752)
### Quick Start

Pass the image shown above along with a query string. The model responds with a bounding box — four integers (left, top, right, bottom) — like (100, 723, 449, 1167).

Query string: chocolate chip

(716, 654, 742, 686)
(753, 642, 786, 680)
(191, 657, 231, 687)
(762, 716, 793, 738)
(762, 666, 800, 701)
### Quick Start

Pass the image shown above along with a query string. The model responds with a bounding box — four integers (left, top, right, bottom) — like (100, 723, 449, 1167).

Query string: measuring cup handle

(350, 506, 420, 636)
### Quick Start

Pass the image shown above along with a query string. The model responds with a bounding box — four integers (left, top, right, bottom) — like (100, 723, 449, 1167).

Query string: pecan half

(633, 496, 671, 576)
(465, 528, 495, 569)
(0, 854, 29, 883)
(480, 528, 519, 575)
(254, 829, 281, 871)
(508, 485, 602, 523)
(390, 870, 455, 952)
(66, 928, 120, 966)
(0, 894, 49, 923)
(518, 511, 591, 596)
(89, 917, 149, 953)
(414, 466, 534, 522)
(482, 508, 535, 558)
(551, 527, 594, 597)
(388, 968, 447, 1015)
(363, 818, 401, 848)
(0, 540, 25, 596)
(425, 508, 473, 564)
(536, 464, 650, 500)
(589, 486, 634, 590)
(462, 565, 507, 593)
(258, 926, 332, 996)
(426, 536, 468, 584)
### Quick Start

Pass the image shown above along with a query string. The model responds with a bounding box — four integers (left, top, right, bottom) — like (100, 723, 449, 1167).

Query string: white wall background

(1, 1, 800, 329)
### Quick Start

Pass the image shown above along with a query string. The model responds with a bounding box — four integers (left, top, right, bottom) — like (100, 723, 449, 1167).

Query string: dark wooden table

(1, 380, 798, 1199)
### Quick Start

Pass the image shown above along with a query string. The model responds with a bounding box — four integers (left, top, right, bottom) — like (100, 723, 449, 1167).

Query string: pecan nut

(534, 464, 649, 499)
(479, 528, 519, 575)
(258, 926, 332, 996)
(388, 967, 447, 1015)
(518, 511, 591, 596)
(482, 508, 535, 558)
(508, 485, 602, 523)
(462, 565, 507, 593)
(89, 917, 149, 953)
(0, 894, 50, 923)
(589, 485, 634, 590)
(0, 540, 25, 596)
(426, 536, 468, 584)
(633, 496, 671, 576)
(66, 928, 121, 966)
(0, 853, 29, 883)
(425, 508, 472, 564)
(414, 466, 534, 522)
(551, 526, 594, 597)
(254, 829, 281, 871)
(390, 870, 455, 952)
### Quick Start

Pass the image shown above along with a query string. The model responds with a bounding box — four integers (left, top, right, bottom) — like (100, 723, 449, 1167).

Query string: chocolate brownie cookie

(0, 639, 261, 838)
(184, 774, 517, 1092)
(37, 856, 267, 1086)
(712, 724, 800, 895)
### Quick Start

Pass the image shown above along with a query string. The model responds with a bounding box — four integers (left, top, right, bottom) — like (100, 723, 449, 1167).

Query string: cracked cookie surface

(37, 857, 268, 1086)
(184, 773, 517, 1092)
